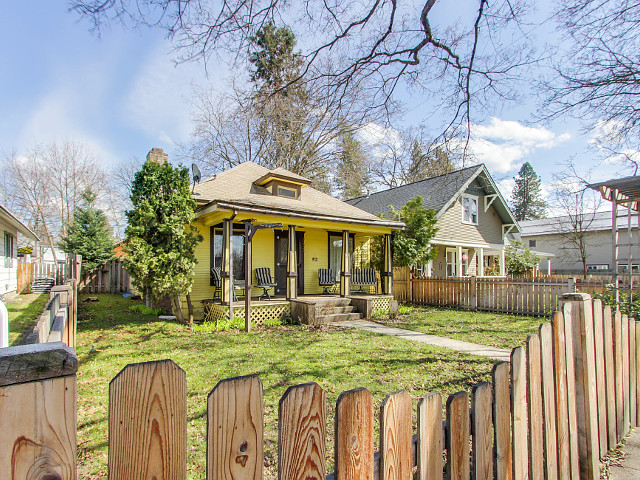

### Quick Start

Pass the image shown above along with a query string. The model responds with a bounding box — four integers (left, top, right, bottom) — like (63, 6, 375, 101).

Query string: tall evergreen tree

(511, 162, 547, 220)
(335, 134, 369, 199)
(124, 158, 203, 324)
(59, 188, 114, 276)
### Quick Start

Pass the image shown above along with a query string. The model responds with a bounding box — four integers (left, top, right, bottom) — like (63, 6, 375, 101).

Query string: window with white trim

(4, 231, 14, 268)
(462, 194, 478, 225)
(446, 248, 457, 277)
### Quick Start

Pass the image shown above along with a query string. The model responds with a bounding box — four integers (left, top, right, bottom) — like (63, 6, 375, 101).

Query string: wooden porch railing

(0, 294, 637, 479)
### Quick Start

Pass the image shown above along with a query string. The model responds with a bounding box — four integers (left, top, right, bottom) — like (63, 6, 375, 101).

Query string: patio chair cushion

(318, 268, 337, 286)
(255, 267, 277, 287)
(351, 268, 378, 290)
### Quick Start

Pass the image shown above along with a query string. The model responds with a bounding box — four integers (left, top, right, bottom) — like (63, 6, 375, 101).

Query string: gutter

(197, 201, 405, 230)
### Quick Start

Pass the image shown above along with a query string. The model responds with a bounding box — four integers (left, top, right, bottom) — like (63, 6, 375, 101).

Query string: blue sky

(0, 1, 624, 202)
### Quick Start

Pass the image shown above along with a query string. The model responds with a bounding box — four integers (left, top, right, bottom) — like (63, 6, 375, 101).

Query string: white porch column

(426, 260, 433, 277)
(478, 247, 485, 277)
(456, 245, 463, 277)
(500, 248, 506, 276)
(547, 258, 552, 276)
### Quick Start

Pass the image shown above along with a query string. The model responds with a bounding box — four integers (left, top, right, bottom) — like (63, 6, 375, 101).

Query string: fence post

(561, 293, 599, 480)
(567, 277, 576, 293)
(0, 342, 77, 478)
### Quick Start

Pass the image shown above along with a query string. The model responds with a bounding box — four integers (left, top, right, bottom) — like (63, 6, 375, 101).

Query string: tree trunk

(170, 295, 187, 324)
(186, 293, 194, 327)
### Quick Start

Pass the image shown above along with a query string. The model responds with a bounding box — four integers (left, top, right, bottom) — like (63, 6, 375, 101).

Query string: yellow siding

(249, 229, 275, 297)
(182, 219, 213, 319)
(434, 195, 505, 246)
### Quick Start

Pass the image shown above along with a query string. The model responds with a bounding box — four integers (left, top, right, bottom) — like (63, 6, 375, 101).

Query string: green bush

(193, 315, 283, 332)
(129, 304, 164, 316)
(594, 284, 640, 320)
(397, 305, 413, 315)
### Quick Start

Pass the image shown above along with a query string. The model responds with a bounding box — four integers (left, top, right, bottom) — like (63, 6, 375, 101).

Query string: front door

(274, 231, 304, 295)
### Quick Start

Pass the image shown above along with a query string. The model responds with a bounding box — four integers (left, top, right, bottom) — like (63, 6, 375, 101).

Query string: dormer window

(278, 186, 297, 198)
(254, 168, 311, 200)
(462, 194, 479, 225)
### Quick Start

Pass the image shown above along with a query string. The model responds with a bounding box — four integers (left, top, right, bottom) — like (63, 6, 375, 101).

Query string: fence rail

(0, 294, 636, 479)
(394, 268, 608, 316)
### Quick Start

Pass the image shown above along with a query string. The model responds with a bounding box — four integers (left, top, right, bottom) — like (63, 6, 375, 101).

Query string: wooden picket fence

(394, 269, 608, 316)
(0, 294, 637, 479)
(79, 259, 131, 294)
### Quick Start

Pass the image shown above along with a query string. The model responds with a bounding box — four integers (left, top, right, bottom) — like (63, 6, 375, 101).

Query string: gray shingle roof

(346, 165, 482, 216)
(520, 210, 626, 236)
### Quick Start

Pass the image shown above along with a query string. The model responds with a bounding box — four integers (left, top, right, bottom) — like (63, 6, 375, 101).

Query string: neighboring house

(0, 204, 39, 296)
(520, 210, 633, 274)
(347, 164, 519, 277)
(188, 161, 404, 319)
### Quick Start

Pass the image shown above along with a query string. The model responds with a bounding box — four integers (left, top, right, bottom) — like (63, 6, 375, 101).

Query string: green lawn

(6, 293, 48, 345)
(373, 305, 544, 349)
(76, 294, 496, 479)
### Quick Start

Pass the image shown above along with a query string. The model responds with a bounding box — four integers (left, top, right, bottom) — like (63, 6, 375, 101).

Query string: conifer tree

(335, 134, 370, 199)
(124, 158, 203, 323)
(59, 188, 114, 276)
(511, 162, 547, 220)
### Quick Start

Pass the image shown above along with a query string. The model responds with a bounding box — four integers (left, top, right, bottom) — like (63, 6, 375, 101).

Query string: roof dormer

(254, 167, 312, 200)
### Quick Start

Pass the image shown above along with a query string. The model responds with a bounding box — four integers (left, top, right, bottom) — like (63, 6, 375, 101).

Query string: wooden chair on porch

(255, 267, 277, 300)
(211, 267, 243, 301)
(318, 268, 337, 294)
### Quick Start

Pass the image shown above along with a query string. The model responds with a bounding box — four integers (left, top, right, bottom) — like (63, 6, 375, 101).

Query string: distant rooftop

(520, 210, 636, 236)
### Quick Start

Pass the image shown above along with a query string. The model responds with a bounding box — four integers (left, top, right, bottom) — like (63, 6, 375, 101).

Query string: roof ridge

(348, 163, 483, 201)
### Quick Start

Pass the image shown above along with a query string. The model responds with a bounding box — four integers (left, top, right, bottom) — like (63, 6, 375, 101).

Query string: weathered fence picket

(4, 294, 640, 480)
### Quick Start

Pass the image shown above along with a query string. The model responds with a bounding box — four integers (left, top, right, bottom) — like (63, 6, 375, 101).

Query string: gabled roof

(192, 162, 404, 229)
(589, 175, 640, 211)
(0, 204, 39, 241)
(346, 164, 519, 230)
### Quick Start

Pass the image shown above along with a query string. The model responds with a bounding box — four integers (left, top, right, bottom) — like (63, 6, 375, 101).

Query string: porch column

(478, 247, 485, 277)
(286, 225, 297, 300)
(426, 260, 433, 277)
(456, 245, 463, 277)
(244, 221, 253, 332)
(500, 248, 506, 276)
(340, 230, 351, 297)
(547, 258, 552, 276)
(221, 218, 232, 305)
(383, 234, 393, 294)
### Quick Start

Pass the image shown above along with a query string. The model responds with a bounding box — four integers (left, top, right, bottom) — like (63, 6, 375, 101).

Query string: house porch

(202, 293, 395, 325)
(426, 243, 506, 277)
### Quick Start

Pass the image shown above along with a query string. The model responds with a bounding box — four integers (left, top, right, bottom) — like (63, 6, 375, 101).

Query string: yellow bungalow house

(186, 162, 404, 326)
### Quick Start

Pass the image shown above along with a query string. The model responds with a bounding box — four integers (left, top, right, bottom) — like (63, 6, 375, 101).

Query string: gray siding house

(0, 204, 38, 296)
(347, 164, 519, 277)
(520, 210, 631, 274)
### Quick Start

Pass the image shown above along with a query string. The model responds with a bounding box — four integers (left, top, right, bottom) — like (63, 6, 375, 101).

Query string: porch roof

(194, 162, 404, 229)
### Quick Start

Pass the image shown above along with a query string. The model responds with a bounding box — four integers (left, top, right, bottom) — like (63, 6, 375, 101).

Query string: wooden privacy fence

(1, 294, 638, 479)
(394, 270, 607, 316)
(79, 259, 131, 294)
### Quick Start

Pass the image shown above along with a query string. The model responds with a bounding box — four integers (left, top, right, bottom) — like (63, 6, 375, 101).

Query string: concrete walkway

(611, 429, 640, 479)
(335, 319, 511, 361)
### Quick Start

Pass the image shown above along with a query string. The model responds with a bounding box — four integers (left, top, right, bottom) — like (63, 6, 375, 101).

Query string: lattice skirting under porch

(203, 302, 291, 326)
(371, 296, 393, 312)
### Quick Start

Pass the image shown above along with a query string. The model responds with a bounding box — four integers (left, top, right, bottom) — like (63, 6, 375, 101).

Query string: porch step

(312, 297, 352, 307)
(315, 312, 364, 324)
(316, 305, 358, 315)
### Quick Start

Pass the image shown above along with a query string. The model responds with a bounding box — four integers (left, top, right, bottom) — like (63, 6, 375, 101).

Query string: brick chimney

(146, 147, 168, 164)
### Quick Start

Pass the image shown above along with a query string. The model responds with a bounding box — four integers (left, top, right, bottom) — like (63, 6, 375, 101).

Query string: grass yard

(76, 294, 496, 479)
(5, 293, 48, 345)
(373, 305, 543, 350)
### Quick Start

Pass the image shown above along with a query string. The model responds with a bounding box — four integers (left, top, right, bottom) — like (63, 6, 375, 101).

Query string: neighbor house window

(462, 195, 479, 225)
(529, 240, 537, 248)
(4, 232, 14, 268)
(587, 264, 608, 271)
(328, 233, 354, 274)
(446, 248, 457, 277)
(211, 227, 245, 280)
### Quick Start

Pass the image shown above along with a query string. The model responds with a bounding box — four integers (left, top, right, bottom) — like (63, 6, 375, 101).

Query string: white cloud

(358, 122, 402, 150)
(456, 117, 571, 173)
(121, 46, 218, 145)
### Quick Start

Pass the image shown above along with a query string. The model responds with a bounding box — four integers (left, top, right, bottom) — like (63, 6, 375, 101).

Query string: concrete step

(311, 297, 352, 307)
(315, 312, 364, 323)
(316, 305, 357, 315)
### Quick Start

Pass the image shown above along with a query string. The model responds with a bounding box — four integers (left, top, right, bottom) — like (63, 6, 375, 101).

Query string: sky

(0, 1, 629, 207)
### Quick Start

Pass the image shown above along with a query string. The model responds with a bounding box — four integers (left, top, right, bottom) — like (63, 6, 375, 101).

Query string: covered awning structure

(589, 175, 640, 302)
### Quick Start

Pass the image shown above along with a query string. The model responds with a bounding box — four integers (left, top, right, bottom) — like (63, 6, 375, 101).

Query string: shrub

(594, 284, 640, 320)
(129, 304, 164, 316)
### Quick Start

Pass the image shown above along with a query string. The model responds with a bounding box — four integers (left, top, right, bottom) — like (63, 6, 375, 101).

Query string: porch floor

(202, 292, 393, 307)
